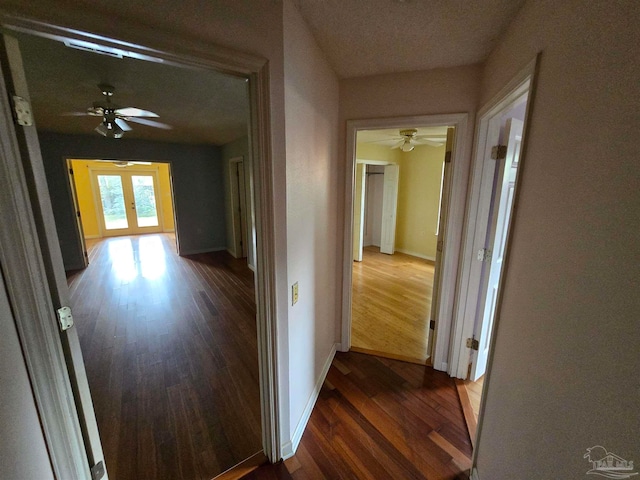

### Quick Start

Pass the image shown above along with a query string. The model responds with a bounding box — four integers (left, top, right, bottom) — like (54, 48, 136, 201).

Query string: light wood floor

(455, 376, 484, 447)
(242, 351, 472, 479)
(352, 247, 434, 364)
(67, 234, 262, 480)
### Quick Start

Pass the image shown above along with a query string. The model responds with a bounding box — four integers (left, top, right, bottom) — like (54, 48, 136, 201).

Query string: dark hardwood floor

(67, 234, 262, 480)
(243, 352, 472, 480)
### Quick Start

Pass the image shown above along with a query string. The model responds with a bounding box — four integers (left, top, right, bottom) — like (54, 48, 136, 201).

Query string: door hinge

(436, 240, 444, 252)
(77, 210, 81, 218)
(429, 320, 436, 330)
(444, 151, 452, 163)
(56, 306, 74, 331)
(69, 168, 74, 175)
(477, 248, 492, 262)
(84, 250, 89, 258)
(466, 337, 479, 351)
(90, 461, 105, 480)
(12, 96, 34, 126)
(491, 145, 507, 160)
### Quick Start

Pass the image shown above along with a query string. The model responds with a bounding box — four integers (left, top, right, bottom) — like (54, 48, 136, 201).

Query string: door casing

(341, 113, 471, 372)
(0, 13, 281, 480)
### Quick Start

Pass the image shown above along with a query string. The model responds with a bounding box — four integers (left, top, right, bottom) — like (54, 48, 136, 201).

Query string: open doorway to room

(66, 159, 177, 267)
(8, 27, 267, 479)
(349, 126, 451, 365)
(342, 114, 471, 374)
(449, 62, 536, 447)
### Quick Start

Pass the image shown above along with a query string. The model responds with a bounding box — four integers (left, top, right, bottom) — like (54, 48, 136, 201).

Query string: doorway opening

(0, 21, 279, 479)
(341, 113, 471, 373)
(449, 59, 537, 448)
(67, 159, 178, 268)
(349, 126, 451, 365)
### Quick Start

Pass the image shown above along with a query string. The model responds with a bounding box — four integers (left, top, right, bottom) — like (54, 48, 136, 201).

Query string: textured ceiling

(15, 32, 249, 146)
(294, 0, 527, 78)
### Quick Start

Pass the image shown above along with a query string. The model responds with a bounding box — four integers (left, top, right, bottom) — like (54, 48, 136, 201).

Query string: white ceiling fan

(63, 83, 172, 138)
(390, 129, 446, 152)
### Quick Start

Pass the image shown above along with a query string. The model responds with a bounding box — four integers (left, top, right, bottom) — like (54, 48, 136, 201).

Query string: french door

(92, 170, 163, 236)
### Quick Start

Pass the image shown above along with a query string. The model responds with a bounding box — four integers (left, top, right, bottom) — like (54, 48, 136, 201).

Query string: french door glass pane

(97, 175, 128, 230)
(132, 175, 159, 227)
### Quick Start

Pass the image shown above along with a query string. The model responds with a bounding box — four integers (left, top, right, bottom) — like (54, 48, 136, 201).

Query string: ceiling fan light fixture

(401, 140, 415, 152)
(95, 119, 124, 139)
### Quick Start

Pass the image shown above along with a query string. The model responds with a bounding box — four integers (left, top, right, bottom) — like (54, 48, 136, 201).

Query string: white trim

(0, 11, 281, 469)
(471, 468, 481, 480)
(449, 57, 538, 379)
(83, 234, 101, 240)
(356, 158, 396, 165)
(395, 249, 436, 262)
(0, 36, 90, 479)
(341, 114, 470, 376)
(179, 246, 227, 255)
(162, 228, 175, 233)
(282, 343, 337, 460)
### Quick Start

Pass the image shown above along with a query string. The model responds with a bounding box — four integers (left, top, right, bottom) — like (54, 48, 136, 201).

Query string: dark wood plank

(243, 352, 472, 480)
(67, 234, 262, 480)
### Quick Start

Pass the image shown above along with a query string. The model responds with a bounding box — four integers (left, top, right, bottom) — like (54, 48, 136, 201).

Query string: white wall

(283, 0, 340, 453)
(339, 65, 482, 363)
(474, 1, 640, 478)
(0, 273, 54, 480)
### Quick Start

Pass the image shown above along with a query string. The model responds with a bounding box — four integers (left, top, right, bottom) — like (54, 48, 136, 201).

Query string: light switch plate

(292, 282, 299, 305)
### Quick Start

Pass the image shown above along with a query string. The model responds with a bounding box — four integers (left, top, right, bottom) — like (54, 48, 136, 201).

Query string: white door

(379, 164, 399, 254)
(93, 170, 163, 236)
(0, 34, 107, 478)
(470, 118, 523, 381)
(428, 127, 454, 355)
(352, 162, 366, 261)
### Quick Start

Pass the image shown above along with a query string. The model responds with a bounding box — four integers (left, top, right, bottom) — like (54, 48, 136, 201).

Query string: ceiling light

(95, 119, 124, 139)
(401, 140, 414, 152)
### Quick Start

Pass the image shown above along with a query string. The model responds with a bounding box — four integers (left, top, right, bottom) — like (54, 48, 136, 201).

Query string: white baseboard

(247, 262, 255, 272)
(395, 248, 436, 262)
(163, 228, 175, 233)
(282, 342, 337, 460)
(83, 235, 101, 239)
(471, 467, 480, 480)
(179, 246, 226, 255)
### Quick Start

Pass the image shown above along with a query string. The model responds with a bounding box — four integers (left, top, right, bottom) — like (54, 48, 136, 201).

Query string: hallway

(67, 234, 262, 480)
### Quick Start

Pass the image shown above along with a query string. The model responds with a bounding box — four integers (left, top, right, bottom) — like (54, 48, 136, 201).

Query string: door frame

(228, 156, 249, 259)
(340, 113, 470, 371)
(449, 56, 539, 381)
(0, 13, 281, 480)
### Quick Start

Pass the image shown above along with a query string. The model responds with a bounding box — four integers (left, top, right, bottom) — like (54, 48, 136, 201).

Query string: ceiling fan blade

(114, 118, 132, 131)
(61, 111, 91, 116)
(130, 161, 152, 165)
(115, 107, 159, 118)
(415, 139, 444, 147)
(125, 117, 172, 130)
(391, 139, 404, 149)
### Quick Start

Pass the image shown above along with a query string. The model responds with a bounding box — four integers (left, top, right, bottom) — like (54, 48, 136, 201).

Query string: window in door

(93, 170, 163, 236)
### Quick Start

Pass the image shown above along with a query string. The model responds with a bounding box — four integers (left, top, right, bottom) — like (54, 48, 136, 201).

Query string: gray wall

(37, 131, 227, 269)
(0, 272, 54, 480)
